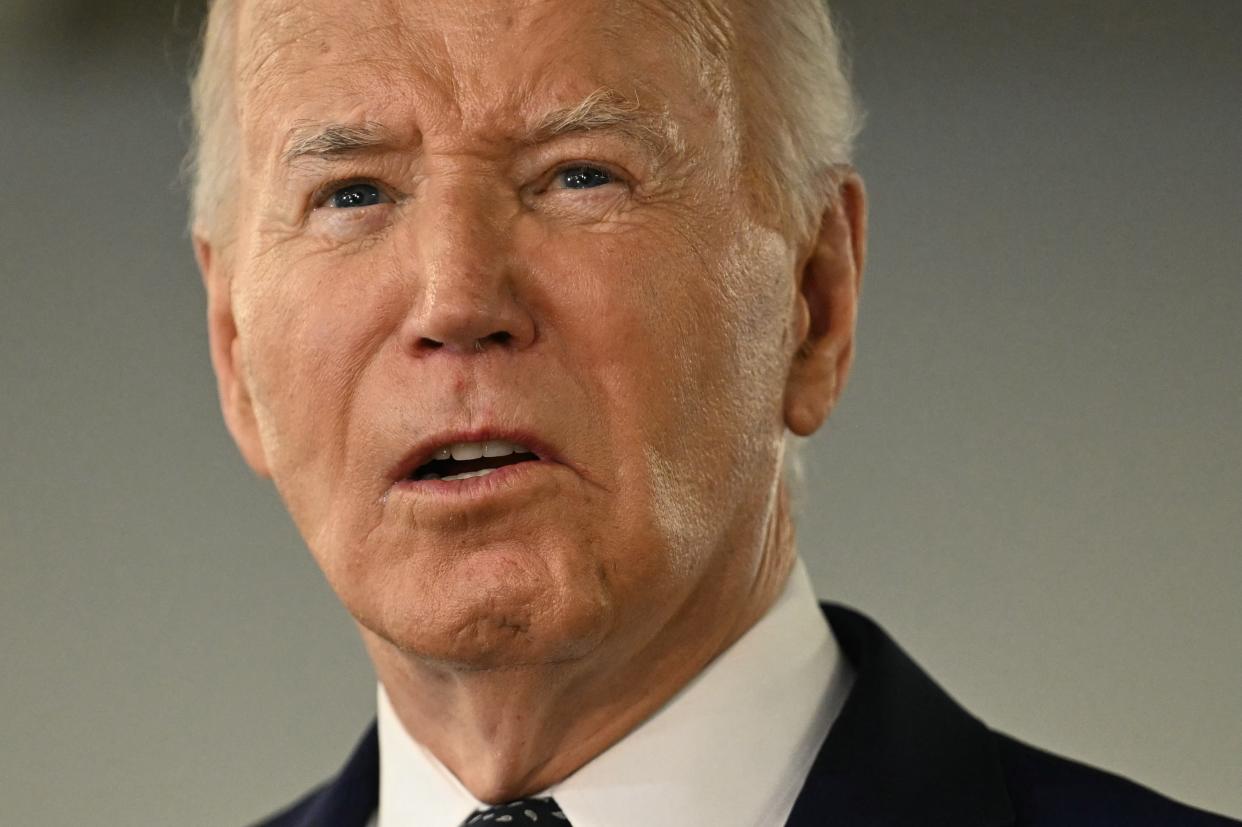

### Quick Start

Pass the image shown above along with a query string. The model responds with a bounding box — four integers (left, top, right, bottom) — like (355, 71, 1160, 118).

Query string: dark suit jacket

(257, 604, 1240, 826)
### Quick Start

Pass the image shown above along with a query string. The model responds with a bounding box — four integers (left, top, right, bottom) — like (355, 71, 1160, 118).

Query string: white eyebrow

(281, 121, 401, 165)
(527, 87, 684, 161)
(280, 88, 683, 167)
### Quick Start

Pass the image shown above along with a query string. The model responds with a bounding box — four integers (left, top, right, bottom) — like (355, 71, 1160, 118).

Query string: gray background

(1, 1, 1239, 823)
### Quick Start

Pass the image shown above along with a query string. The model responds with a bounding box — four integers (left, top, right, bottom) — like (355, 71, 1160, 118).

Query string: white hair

(735, 0, 863, 233)
(185, 0, 861, 241)
(186, 0, 239, 241)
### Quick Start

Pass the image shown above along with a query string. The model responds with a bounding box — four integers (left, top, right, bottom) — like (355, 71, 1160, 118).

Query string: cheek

(708, 227, 800, 419)
(235, 254, 405, 526)
(536, 224, 702, 454)
(578, 220, 790, 445)
(536, 218, 793, 563)
(660, 228, 794, 564)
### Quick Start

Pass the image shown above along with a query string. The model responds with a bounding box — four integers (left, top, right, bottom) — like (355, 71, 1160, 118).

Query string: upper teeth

(434, 441, 533, 462)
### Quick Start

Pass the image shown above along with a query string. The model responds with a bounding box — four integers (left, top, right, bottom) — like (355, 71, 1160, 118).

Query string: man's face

(206, 0, 838, 668)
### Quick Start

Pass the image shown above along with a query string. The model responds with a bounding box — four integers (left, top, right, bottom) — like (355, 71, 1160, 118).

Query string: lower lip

(390, 459, 556, 502)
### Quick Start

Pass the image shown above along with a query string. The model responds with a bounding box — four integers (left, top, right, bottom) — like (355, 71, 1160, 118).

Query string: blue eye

(328, 183, 384, 208)
(556, 166, 614, 190)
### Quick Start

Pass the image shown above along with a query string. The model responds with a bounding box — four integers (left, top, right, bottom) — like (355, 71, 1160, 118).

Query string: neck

(362, 481, 797, 804)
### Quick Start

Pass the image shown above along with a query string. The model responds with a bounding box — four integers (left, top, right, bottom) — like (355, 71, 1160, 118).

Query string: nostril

(471, 331, 513, 352)
(410, 330, 515, 355)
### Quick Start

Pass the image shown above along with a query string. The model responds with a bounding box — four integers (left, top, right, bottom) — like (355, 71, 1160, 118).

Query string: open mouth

(409, 440, 540, 482)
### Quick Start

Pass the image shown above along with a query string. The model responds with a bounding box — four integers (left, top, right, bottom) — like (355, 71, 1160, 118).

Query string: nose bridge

(402, 170, 533, 355)
(421, 172, 507, 298)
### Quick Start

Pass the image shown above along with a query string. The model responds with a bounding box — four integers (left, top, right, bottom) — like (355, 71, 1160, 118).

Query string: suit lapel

(785, 604, 1015, 826)
(272, 724, 379, 827)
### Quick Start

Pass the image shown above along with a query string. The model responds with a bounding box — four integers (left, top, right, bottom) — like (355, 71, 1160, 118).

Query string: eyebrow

(279, 87, 683, 166)
(527, 87, 684, 162)
(281, 122, 401, 165)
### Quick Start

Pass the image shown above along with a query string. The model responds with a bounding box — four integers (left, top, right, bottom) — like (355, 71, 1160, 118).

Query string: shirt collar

(377, 557, 852, 827)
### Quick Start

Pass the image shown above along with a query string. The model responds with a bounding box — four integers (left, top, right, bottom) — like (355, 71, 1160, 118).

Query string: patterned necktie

(460, 797, 569, 825)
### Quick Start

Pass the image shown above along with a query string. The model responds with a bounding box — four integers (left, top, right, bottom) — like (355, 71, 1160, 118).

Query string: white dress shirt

(371, 558, 853, 827)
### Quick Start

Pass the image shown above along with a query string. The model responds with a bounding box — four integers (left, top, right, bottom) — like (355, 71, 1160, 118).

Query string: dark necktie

(460, 797, 570, 825)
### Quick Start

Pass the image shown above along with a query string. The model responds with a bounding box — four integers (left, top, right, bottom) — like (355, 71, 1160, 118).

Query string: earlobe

(782, 172, 867, 437)
(194, 235, 272, 479)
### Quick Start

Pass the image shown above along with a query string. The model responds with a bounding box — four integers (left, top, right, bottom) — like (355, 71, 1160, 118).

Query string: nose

(399, 178, 536, 357)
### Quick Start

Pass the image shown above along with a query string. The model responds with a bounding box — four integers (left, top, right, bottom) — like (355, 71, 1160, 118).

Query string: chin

(347, 544, 616, 669)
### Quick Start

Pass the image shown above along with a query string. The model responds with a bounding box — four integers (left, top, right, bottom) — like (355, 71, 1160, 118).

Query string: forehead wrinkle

(378, 0, 597, 120)
(626, 0, 736, 68)
(238, 1, 418, 108)
(236, 0, 734, 178)
(236, 0, 322, 94)
(235, 4, 436, 172)
(603, 0, 739, 157)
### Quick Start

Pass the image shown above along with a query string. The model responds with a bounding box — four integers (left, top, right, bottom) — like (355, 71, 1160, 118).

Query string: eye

(553, 165, 615, 190)
(325, 182, 387, 209)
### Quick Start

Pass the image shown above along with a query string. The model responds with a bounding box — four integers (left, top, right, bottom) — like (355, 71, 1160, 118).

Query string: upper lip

(389, 427, 560, 482)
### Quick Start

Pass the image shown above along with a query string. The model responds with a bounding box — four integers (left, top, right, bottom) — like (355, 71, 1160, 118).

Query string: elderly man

(188, 0, 1236, 825)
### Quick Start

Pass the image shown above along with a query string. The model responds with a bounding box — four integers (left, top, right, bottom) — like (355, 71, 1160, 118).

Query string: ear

(194, 234, 272, 479)
(783, 172, 867, 436)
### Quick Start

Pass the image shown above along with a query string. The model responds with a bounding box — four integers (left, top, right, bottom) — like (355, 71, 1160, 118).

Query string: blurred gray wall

(1, 2, 1238, 823)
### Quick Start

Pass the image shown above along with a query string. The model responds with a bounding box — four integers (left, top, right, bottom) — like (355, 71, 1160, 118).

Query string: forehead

(234, 0, 734, 142)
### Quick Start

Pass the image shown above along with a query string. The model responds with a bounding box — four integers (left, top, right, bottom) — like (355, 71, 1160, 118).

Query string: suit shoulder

(247, 724, 379, 827)
(994, 733, 1240, 826)
(248, 784, 328, 827)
